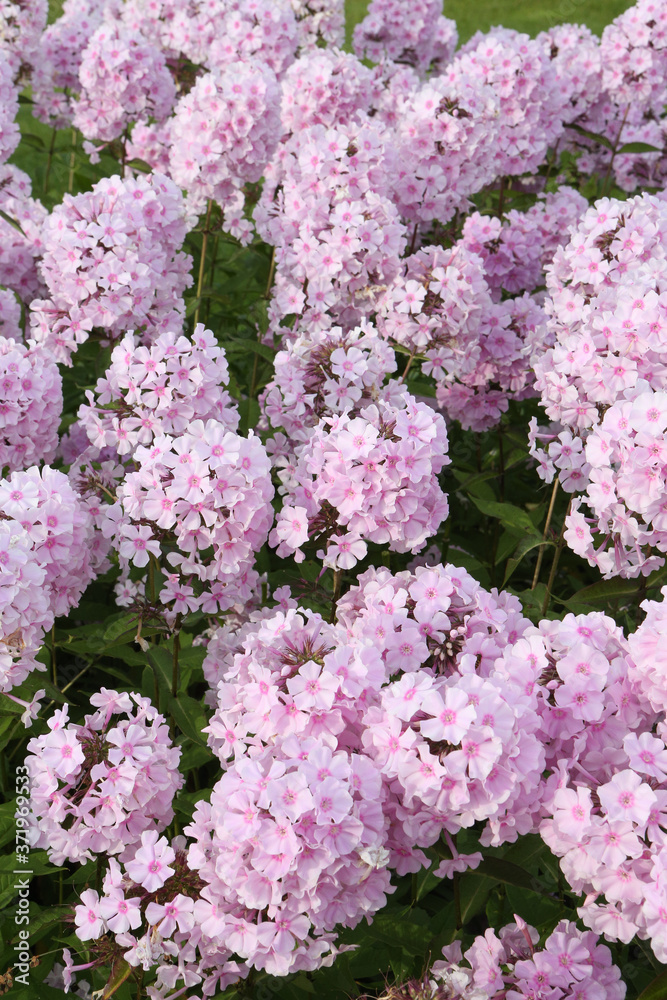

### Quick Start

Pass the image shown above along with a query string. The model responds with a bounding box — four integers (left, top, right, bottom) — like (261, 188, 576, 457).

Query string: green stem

(51, 625, 57, 687)
(68, 128, 76, 194)
(330, 569, 342, 623)
(194, 200, 213, 329)
(398, 349, 416, 385)
(43, 127, 57, 196)
(541, 498, 572, 616)
(497, 426, 505, 502)
(601, 104, 630, 198)
(453, 871, 462, 930)
(264, 247, 275, 300)
(204, 233, 219, 326)
(532, 476, 559, 590)
(172, 630, 180, 699)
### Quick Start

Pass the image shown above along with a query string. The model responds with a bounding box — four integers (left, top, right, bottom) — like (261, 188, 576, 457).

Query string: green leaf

(503, 536, 554, 586)
(97, 957, 134, 998)
(637, 970, 667, 1000)
(225, 338, 276, 362)
(459, 872, 493, 924)
(618, 141, 663, 154)
(563, 575, 649, 608)
(565, 123, 614, 150)
(12, 985, 78, 1000)
(168, 694, 210, 749)
(470, 497, 540, 534)
(474, 857, 546, 894)
(103, 614, 137, 643)
(495, 528, 524, 566)
(0, 208, 26, 235)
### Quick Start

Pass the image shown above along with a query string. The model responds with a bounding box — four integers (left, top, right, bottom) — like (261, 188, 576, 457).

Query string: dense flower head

(0, 465, 102, 692)
(537, 22, 603, 120)
(27, 692, 183, 867)
(460, 186, 588, 300)
(0, 287, 21, 339)
(554, 388, 667, 578)
(0, 337, 62, 472)
(376, 243, 549, 431)
(205, 0, 298, 77)
(0, 49, 18, 164)
(0, 0, 47, 83)
(261, 320, 397, 446)
(73, 20, 176, 146)
(421, 920, 625, 999)
(338, 564, 540, 859)
(389, 72, 500, 226)
(77, 325, 238, 459)
(29, 172, 193, 364)
(495, 610, 667, 961)
(600, 0, 667, 113)
(352, 0, 457, 76)
(628, 587, 667, 715)
(531, 191, 667, 574)
(270, 387, 450, 569)
(256, 118, 407, 334)
(0, 164, 48, 302)
(31, 0, 107, 128)
(534, 190, 667, 428)
(103, 418, 274, 617)
(450, 28, 570, 177)
(289, 0, 345, 51)
(280, 49, 375, 133)
(168, 61, 282, 236)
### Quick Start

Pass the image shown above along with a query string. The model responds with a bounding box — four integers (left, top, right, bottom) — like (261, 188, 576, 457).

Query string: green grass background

(47, 0, 634, 39)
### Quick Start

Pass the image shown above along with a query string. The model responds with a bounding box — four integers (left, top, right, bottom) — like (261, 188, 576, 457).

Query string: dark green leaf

(637, 970, 667, 1000)
(470, 497, 540, 534)
(565, 123, 614, 150)
(618, 142, 663, 154)
(503, 536, 554, 586)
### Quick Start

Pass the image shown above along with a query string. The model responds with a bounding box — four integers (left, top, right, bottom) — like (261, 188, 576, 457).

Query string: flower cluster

(0, 51, 19, 164)
(496, 609, 667, 961)
(0, 337, 62, 472)
(339, 564, 540, 858)
(256, 118, 406, 333)
(628, 587, 667, 715)
(0, 164, 48, 302)
(280, 48, 375, 133)
(531, 191, 667, 575)
(104, 418, 274, 617)
(30, 172, 192, 364)
(261, 320, 397, 446)
(77, 325, 238, 459)
(203, 0, 298, 78)
(168, 61, 282, 231)
(289, 0, 345, 51)
(353, 0, 458, 76)
(377, 243, 548, 431)
(460, 186, 588, 300)
(31, 0, 106, 128)
(271, 389, 450, 569)
(73, 20, 176, 147)
(406, 919, 624, 999)
(0, 0, 47, 83)
(0, 466, 101, 692)
(27, 690, 182, 866)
